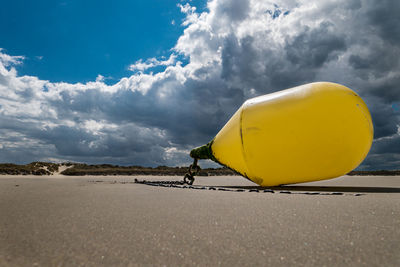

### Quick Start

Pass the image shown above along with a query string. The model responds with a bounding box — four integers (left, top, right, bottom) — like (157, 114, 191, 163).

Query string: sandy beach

(0, 175, 399, 266)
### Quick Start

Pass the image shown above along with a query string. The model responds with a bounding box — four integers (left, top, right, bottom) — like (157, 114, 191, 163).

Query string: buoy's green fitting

(190, 141, 215, 160)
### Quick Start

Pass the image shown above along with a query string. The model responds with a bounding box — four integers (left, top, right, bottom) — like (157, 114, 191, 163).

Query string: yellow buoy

(190, 82, 373, 186)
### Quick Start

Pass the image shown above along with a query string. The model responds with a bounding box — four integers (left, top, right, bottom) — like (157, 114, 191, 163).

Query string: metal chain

(133, 158, 201, 186)
(131, 180, 364, 196)
(183, 158, 200, 185)
(132, 158, 364, 196)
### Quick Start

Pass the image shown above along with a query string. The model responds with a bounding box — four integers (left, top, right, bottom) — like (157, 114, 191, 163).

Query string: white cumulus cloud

(128, 54, 177, 72)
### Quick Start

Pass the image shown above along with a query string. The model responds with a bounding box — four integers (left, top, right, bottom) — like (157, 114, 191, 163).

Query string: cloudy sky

(0, 0, 399, 169)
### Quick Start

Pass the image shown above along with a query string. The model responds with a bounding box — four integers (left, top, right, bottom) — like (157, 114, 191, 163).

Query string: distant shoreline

(0, 162, 237, 176)
(0, 162, 399, 176)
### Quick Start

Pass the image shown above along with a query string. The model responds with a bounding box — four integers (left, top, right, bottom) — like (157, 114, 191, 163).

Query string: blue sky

(0, 0, 399, 169)
(0, 0, 205, 83)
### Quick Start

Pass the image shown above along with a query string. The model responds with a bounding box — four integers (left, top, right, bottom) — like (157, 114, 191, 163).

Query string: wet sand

(0, 175, 399, 266)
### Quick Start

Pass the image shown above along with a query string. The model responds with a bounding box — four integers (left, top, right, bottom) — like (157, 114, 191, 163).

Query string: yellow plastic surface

(211, 82, 373, 186)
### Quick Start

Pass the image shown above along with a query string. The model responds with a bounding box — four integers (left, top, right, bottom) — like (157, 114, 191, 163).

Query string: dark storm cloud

(220, 35, 272, 91)
(348, 43, 400, 82)
(372, 135, 400, 154)
(220, 20, 347, 95)
(370, 76, 400, 103)
(285, 22, 346, 68)
(368, 100, 399, 139)
(360, 152, 400, 170)
(366, 0, 400, 46)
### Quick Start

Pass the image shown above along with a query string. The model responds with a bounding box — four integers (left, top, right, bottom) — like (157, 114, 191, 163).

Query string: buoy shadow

(217, 185, 400, 193)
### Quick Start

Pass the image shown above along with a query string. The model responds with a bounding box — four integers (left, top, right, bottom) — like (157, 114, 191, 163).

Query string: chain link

(183, 158, 200, 185)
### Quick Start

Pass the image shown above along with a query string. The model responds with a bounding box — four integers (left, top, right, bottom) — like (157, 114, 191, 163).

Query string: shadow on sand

(218, 185, 400, 193)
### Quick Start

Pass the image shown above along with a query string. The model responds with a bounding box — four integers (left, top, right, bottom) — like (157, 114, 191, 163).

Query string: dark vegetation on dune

(0, 162, 399, 176)
(0, 162, 236, 176)
(347, 170, 400, 176)
(0, 162, 60, 175)
(59, 163, 236, 176)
